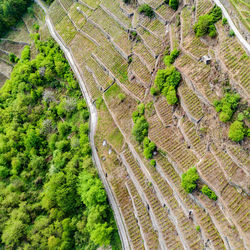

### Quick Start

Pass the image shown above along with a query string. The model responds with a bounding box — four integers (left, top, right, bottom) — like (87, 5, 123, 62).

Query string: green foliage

(9, 53, 19, 63)
(196, 225, 200, 232)
(132, 103, 145, 122)
(0, 165, 9, 179)
(0, 0, 33, 36)
(169, 0, 179, 10)
(117, 93, 126, 102)
(78, 170, 114, 246)
(209, 6, 222, 22)
(33, 23, 40, 31)
(150, 86, 159, 96)
(229, 29, 235, 37)
(181, 167, 199, 193)
(150, 159, 156, 166)
(21, 45, 31, 61)
(194, 14, 214, 37)
(228, 121, 245, 142)
(132, 116, 149, 143)
(164, 49, 180, 66)
(222, 17, 227, 25)
(143, 137, 156, 159)
(0, 39, 119, 249)
(166, 86, 178, 105)
(138, 4, 154, 18)
(201, 185, 217, 200)
(194, 6, 221, 37)
(213, 93, 240, 122)
(154, 66, 181, 105)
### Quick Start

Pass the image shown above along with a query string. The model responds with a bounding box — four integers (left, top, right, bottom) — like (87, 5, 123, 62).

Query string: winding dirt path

(35, 0, 130, 248)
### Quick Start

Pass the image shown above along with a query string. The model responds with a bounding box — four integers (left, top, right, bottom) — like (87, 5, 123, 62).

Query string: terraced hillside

(46, 0, 249, 249)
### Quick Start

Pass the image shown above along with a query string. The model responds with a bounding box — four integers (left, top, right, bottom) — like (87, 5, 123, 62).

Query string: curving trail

(35, 0, 130, 248)
(212, 0, 250, 53)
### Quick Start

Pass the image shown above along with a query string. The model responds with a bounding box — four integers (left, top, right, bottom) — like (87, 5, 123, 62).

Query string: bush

(209, 6, 222, 22)
(194, 6, 221, 37)
(150, 86, 158, 96)
(143, 137, 156, 159)
(138, 4, 154, 18)
(21, 45, 30, 61)
(214, 93, 240, 122)
(117, 93, 126, 102)
(228, 121, 245, 142)
(132, 116, 149, 143)
(222, 17, 227, 25)
(201, 185, 217, 200)
(229, 29, 235, 37)
(169, 0, 179, 10)
(166, 86, 178, 105)
(0, 165, 9, 179)
(33, 23, 40, 31)
(194, 14, 214, 37)
(181, 167, 199, 193)
(164, 49, 180, 66)
(208, 24, 217, 37)
(150, 159, 156, 166)
(9, 53, 19, 63)
(196, 226, 200, 232)
(154, 66, 181, 105)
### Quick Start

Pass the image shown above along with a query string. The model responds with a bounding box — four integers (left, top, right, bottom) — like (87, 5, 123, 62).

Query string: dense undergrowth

(0, 37, 119, 249)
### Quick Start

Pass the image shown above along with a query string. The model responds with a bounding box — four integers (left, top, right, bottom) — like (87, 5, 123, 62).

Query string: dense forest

(0, 0, 32, 36)
(0, 36, 120, 249)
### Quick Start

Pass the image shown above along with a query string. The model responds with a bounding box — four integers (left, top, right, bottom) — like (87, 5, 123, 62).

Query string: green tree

(169, 0, 179, 10)
(228, 121, 245, 142)
(201, 185, 217, 200)
(181, 167, 199, 193)
(138, 4, 154, 18)
(132, 116, 149, 143)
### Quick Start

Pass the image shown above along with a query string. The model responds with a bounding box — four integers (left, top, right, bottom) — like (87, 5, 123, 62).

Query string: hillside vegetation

(45, 0, 250, 248)
(0, 37, 120, 249)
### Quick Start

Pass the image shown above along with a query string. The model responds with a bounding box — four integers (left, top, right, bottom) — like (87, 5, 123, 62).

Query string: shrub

(150, 159, 156, 166)
(209, 6, 222, 22)
(229, 29, 235, 37)
(208, 24, 217, 37)
(228, 121, 245, 142)
(181, 167, 199, 193)
(201, 185, 217, 200)
(213, 93, 240, 122)
(9, 53, 18, 63)
(33, 23, 40, 31)
(132, 103, 145, 122)
(196, 226, 200, 232)
(0, 165, 9, 179)
(194, 6, 221, 37)
(21, 45, 30, 61)
(194, 14, 214, 37)
(192, 6, 195, 11)
(117, 93, 126, 102)
(150, 86, 158, 96)
(143, 137, 156, 159)
(138, 4, 154, 18)
(132, 116, 149, 143)
(222, 17, 227, 25)
(164, 49, 180, 66)
(169, 0, 179, 10)
(166, 86, 178, 105)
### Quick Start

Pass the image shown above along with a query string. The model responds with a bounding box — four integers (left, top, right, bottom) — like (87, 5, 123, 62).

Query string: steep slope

(44, 0, 249, 248)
